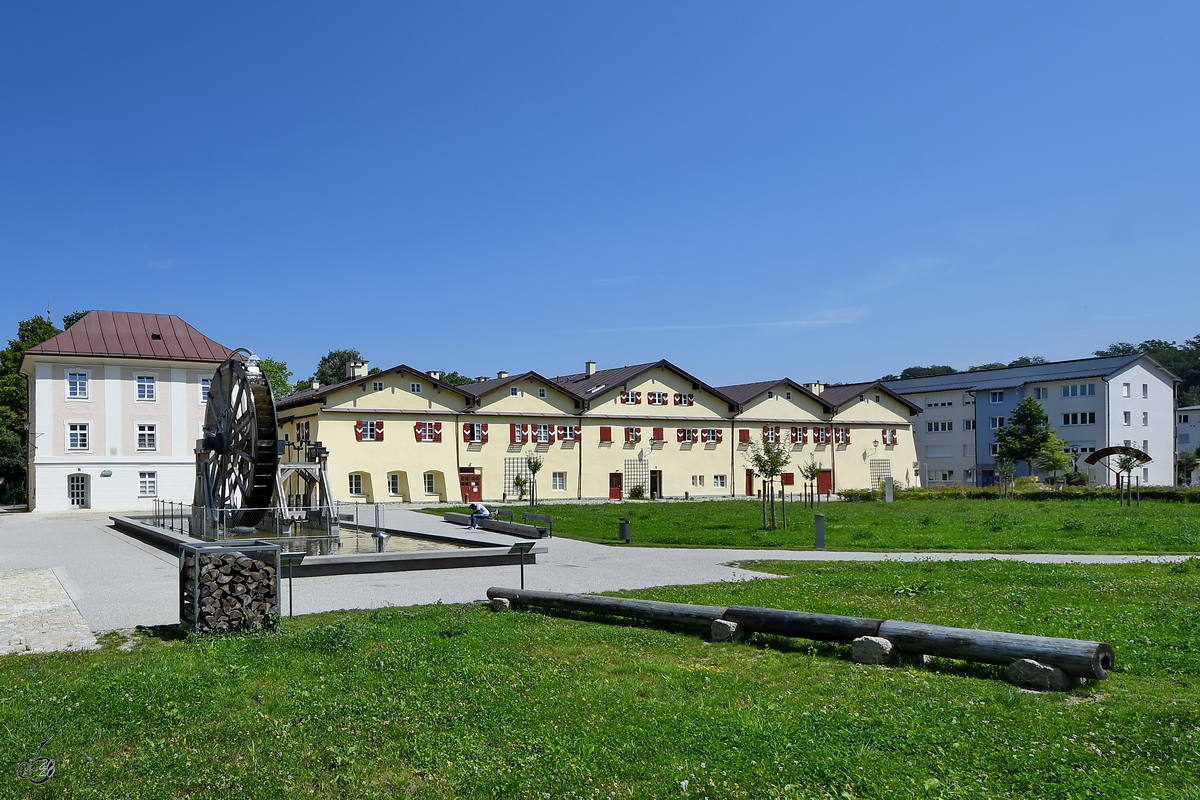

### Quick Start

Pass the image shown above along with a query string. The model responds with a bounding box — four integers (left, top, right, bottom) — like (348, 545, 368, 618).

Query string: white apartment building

(884, 355, 1180, 487)
(18, 311, 233, 512)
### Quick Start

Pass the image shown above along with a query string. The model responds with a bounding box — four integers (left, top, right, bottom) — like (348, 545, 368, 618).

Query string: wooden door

(459, 471, 482, 503)
(817, 469, 833, 495)
(609, 472, 623, 500)
(745, 469, 755, 496)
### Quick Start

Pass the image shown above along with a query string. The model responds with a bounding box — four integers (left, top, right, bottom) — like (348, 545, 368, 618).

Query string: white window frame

(510, 387, 519, 396)
(388, 473, 401, 496)
(1142, 412, 1148, 426)
(67, 422, 90, 451)
(410, 382, 423, 394)
(423, 472, 437, 495)
(420, 422, 436, 442)
(535, 424, 551, 444)
(1123, 411, 1131, 426)
(67, 370, 89, 400)
(537, 387, 547, 398)
(989, 391, 1004, 404)
(467, 423, 483, 444)
(713, 474, 727, 489)
(682, 428, 696, 444)
(702, 429, 720, 443)
(926, 421, 952, 433)
(138, 471, 157, 497)
(360, 420, 378, 441)
(963, 419, 975, 431)
(1032, 387, 1048, 400)
(372, 381, 385, 392)
(348, 473, 364, 496)
(990, 442, 1000, 456)
(136, 423, 157, 451)
(200, 378, 211, 404)
(552, 471, 566, 491)
(989, 416, 1005, 429)
(1142, 384, 1148, 399)
(1062, 412, 1096, 426)
(136, 374, 157, 402)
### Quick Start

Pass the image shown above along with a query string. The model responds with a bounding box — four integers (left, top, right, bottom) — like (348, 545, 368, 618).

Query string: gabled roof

(881, 354, 1180, 395)
(554, 360, 739, 407)
(20, 310, 232, 369)
(820, 381, 922, 414)
(716, 378, 830, 412)
(277, 364, 471, 411)
(457, 371, 586, 403)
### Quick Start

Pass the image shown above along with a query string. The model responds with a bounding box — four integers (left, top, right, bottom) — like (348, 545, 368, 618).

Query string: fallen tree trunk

(486, 587, 726, 628)
(877, 620, 1114, 679)
(724, 605, 883, 644)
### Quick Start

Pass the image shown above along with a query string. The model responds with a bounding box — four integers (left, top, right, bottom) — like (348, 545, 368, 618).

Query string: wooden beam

(486, 587, 726, 627)
(724, 605, 883, 644)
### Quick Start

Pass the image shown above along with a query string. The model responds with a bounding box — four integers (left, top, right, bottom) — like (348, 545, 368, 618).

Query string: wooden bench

(521, 513, 553, 537)
(442, 512, 549, 539)
(494, 509, 514, 521)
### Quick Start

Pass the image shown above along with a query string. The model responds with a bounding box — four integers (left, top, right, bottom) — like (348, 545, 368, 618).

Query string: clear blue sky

(3, 2, 1198, 386)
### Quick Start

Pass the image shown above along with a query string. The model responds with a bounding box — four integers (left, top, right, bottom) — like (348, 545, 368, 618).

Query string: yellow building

(274, 360, 922, 504)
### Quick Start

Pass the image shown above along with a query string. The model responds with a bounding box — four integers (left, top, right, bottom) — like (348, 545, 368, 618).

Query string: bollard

(885, 476, 894, 503)
(815, 513, 825, 549)
(618, 517, 631, 542)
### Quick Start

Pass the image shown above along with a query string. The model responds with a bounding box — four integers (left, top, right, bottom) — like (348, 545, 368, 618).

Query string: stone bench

(443, 512, 549, 539)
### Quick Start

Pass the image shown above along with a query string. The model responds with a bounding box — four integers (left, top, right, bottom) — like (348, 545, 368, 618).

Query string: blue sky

(2, 2, 1198, 387)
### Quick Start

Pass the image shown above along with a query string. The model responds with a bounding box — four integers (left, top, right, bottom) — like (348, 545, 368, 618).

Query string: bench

(443, 512, 549, 539)
(494, 509, 514, 521)
(521, 513, 553, 537)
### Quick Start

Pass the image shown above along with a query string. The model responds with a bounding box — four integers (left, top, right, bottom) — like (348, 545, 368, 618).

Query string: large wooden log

(487, 587, 726, 627)
(876, 620, 1114, 679)
(723, 606, 883, 644)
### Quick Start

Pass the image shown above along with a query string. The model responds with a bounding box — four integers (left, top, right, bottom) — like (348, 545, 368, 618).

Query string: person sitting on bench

(468, 502, 491, 529)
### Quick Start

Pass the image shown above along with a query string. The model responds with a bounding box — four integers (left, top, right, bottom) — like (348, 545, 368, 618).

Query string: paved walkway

(1, 568, 97, 655)
(0, 508, 1193, 655)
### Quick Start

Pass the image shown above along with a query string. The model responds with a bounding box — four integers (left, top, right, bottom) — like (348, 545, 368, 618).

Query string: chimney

(804, 382, 826, 395)
(427, 370, 442, 380)
(345, 360, 368, 379)
(310, 377, 320, 390)
(585, 360, 596, 376)
(475, 376, 489, 383)
(497, 370, 509, 379)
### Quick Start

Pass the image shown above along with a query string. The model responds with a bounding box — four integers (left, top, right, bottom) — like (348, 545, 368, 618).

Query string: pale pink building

(18, 311, 233, 512)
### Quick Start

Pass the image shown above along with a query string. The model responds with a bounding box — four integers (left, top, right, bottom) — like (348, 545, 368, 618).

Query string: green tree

(525, 454, 544, 507)
(258, 357, 293, 400)
(61, 310, 90, 329)
(0, 315, 61, 377)
(743, 433, 793, 529)
(313, 349, 363, 387)
(1007, 355, 1047, 367)
(1034, 434, 1072, 482)
(968, 362, 1006, 372)
(898, 365, 958, 379)
(1177, 448, 1198, 485)
(438, 371, 476, 387)
(993, 397, 1053, 476)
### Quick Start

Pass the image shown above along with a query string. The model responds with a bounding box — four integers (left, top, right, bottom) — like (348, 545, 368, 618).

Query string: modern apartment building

(884, 355, 1180, 487)
(18, 311, 234, 511)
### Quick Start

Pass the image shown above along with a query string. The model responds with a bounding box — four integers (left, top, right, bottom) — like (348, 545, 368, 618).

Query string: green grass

(432, 499, 1200, 553)
(2, 559, 1198, 799)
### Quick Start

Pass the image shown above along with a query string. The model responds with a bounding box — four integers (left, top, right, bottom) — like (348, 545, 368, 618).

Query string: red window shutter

(574, 425, 582, 439)
(652, 427, 663, 441)
(782, 472, 795, 486)
(463, 424, 472, 443)
(600, 426, 611, 442)
(844, 427, 851, 444)
(414, 422, 423, 441)
(620, 390, 628, 404)
(354, 420, 363, 442)
(692, 429, 700, 442)
(433, 422, 442, 442)
(510, 423, 518, 443)
(634, 391, 642, 404)
(548, 426, 556, 444)
(891, 428, 898, 445)
(482, 424, 489, 444)
(634, 427, 641, 442)
(882, 428, 888, 445)
(673, 392, 680, 404)
(717, 430, 724, 443)
(739, 429, 750, 444)
(825, 426, 832, 442)
(376, 421, 384, 442)
(677, 428, 685, 442)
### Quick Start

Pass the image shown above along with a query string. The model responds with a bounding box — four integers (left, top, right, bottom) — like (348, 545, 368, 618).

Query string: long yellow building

(276, 360, 921, 503)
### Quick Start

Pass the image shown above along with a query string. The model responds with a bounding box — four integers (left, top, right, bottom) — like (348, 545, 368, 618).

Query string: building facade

(883, 355, 1180, 487)
(18, 311, 233, 512)
(276, 360, 922, 504)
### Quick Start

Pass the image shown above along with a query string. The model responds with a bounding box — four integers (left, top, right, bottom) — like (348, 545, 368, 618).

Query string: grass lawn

(2, 559, 1197, 799)
(430, 499, 1200, 553)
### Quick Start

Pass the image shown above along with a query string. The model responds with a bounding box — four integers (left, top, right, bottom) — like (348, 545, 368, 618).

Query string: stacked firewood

(181, 552, 278, 632)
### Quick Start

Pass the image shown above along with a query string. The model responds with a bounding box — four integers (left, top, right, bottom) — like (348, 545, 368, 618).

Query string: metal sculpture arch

(194, 350, 280, 528)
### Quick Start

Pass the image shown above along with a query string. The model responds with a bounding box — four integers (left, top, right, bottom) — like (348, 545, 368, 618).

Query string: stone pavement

(0, 508, 1194, 656)
(0, 568, 97, 655)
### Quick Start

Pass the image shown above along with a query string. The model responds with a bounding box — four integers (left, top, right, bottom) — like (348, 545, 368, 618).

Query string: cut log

(723, 606, 883, 644)
(487, 587, 726, 627)
(876, 620, 1114, 679)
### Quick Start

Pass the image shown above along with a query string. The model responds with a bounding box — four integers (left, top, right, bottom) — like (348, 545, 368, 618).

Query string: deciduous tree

(994, 397, 1053, 476)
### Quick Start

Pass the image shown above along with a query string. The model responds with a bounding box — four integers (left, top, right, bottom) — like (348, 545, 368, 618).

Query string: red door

(817, 469, 833, 495)
(459, 470, 482, 503)
(609, 472, 623, 500)
(745, 469, 755, 496)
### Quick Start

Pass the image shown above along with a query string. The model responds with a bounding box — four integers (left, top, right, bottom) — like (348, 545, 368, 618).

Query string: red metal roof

(22, 311, 233, 364)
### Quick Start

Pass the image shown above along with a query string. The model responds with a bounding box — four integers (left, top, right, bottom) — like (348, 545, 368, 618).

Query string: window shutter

(717, 429, 724, 443)
(600, 426, 612, 442)
(843, 427, 850, 444)
(692, 429, 700, 443)
(354, 421, 363, 442)
(673, 392, 681, 405)
(574, 425, 582, 439)
(825, 426, 832, 442)
(433, 422, 442, 442)
(739, 429, 750, 444)
(481, 423, 489, 444)
(762, 425, 769, 437)
(414, 422, 423, 441)
(801, 427, 808, 443)
(510, 423, 518, 443)
(882, 428, 888, 445)
(890, 428, 897, 445)
(677, 428, 685, 442)
(653, 427, 664, 441)
(463, 424, 472, 443)
(634, 427, 641, 442)
(634, 391, 642, 404)
(376, 421, 384, 442)
(620, 390, 629, 404)
(547, 425, 556, 444)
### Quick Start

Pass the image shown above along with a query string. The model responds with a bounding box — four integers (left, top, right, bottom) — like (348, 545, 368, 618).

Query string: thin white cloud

(577, 308, 864, 334)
